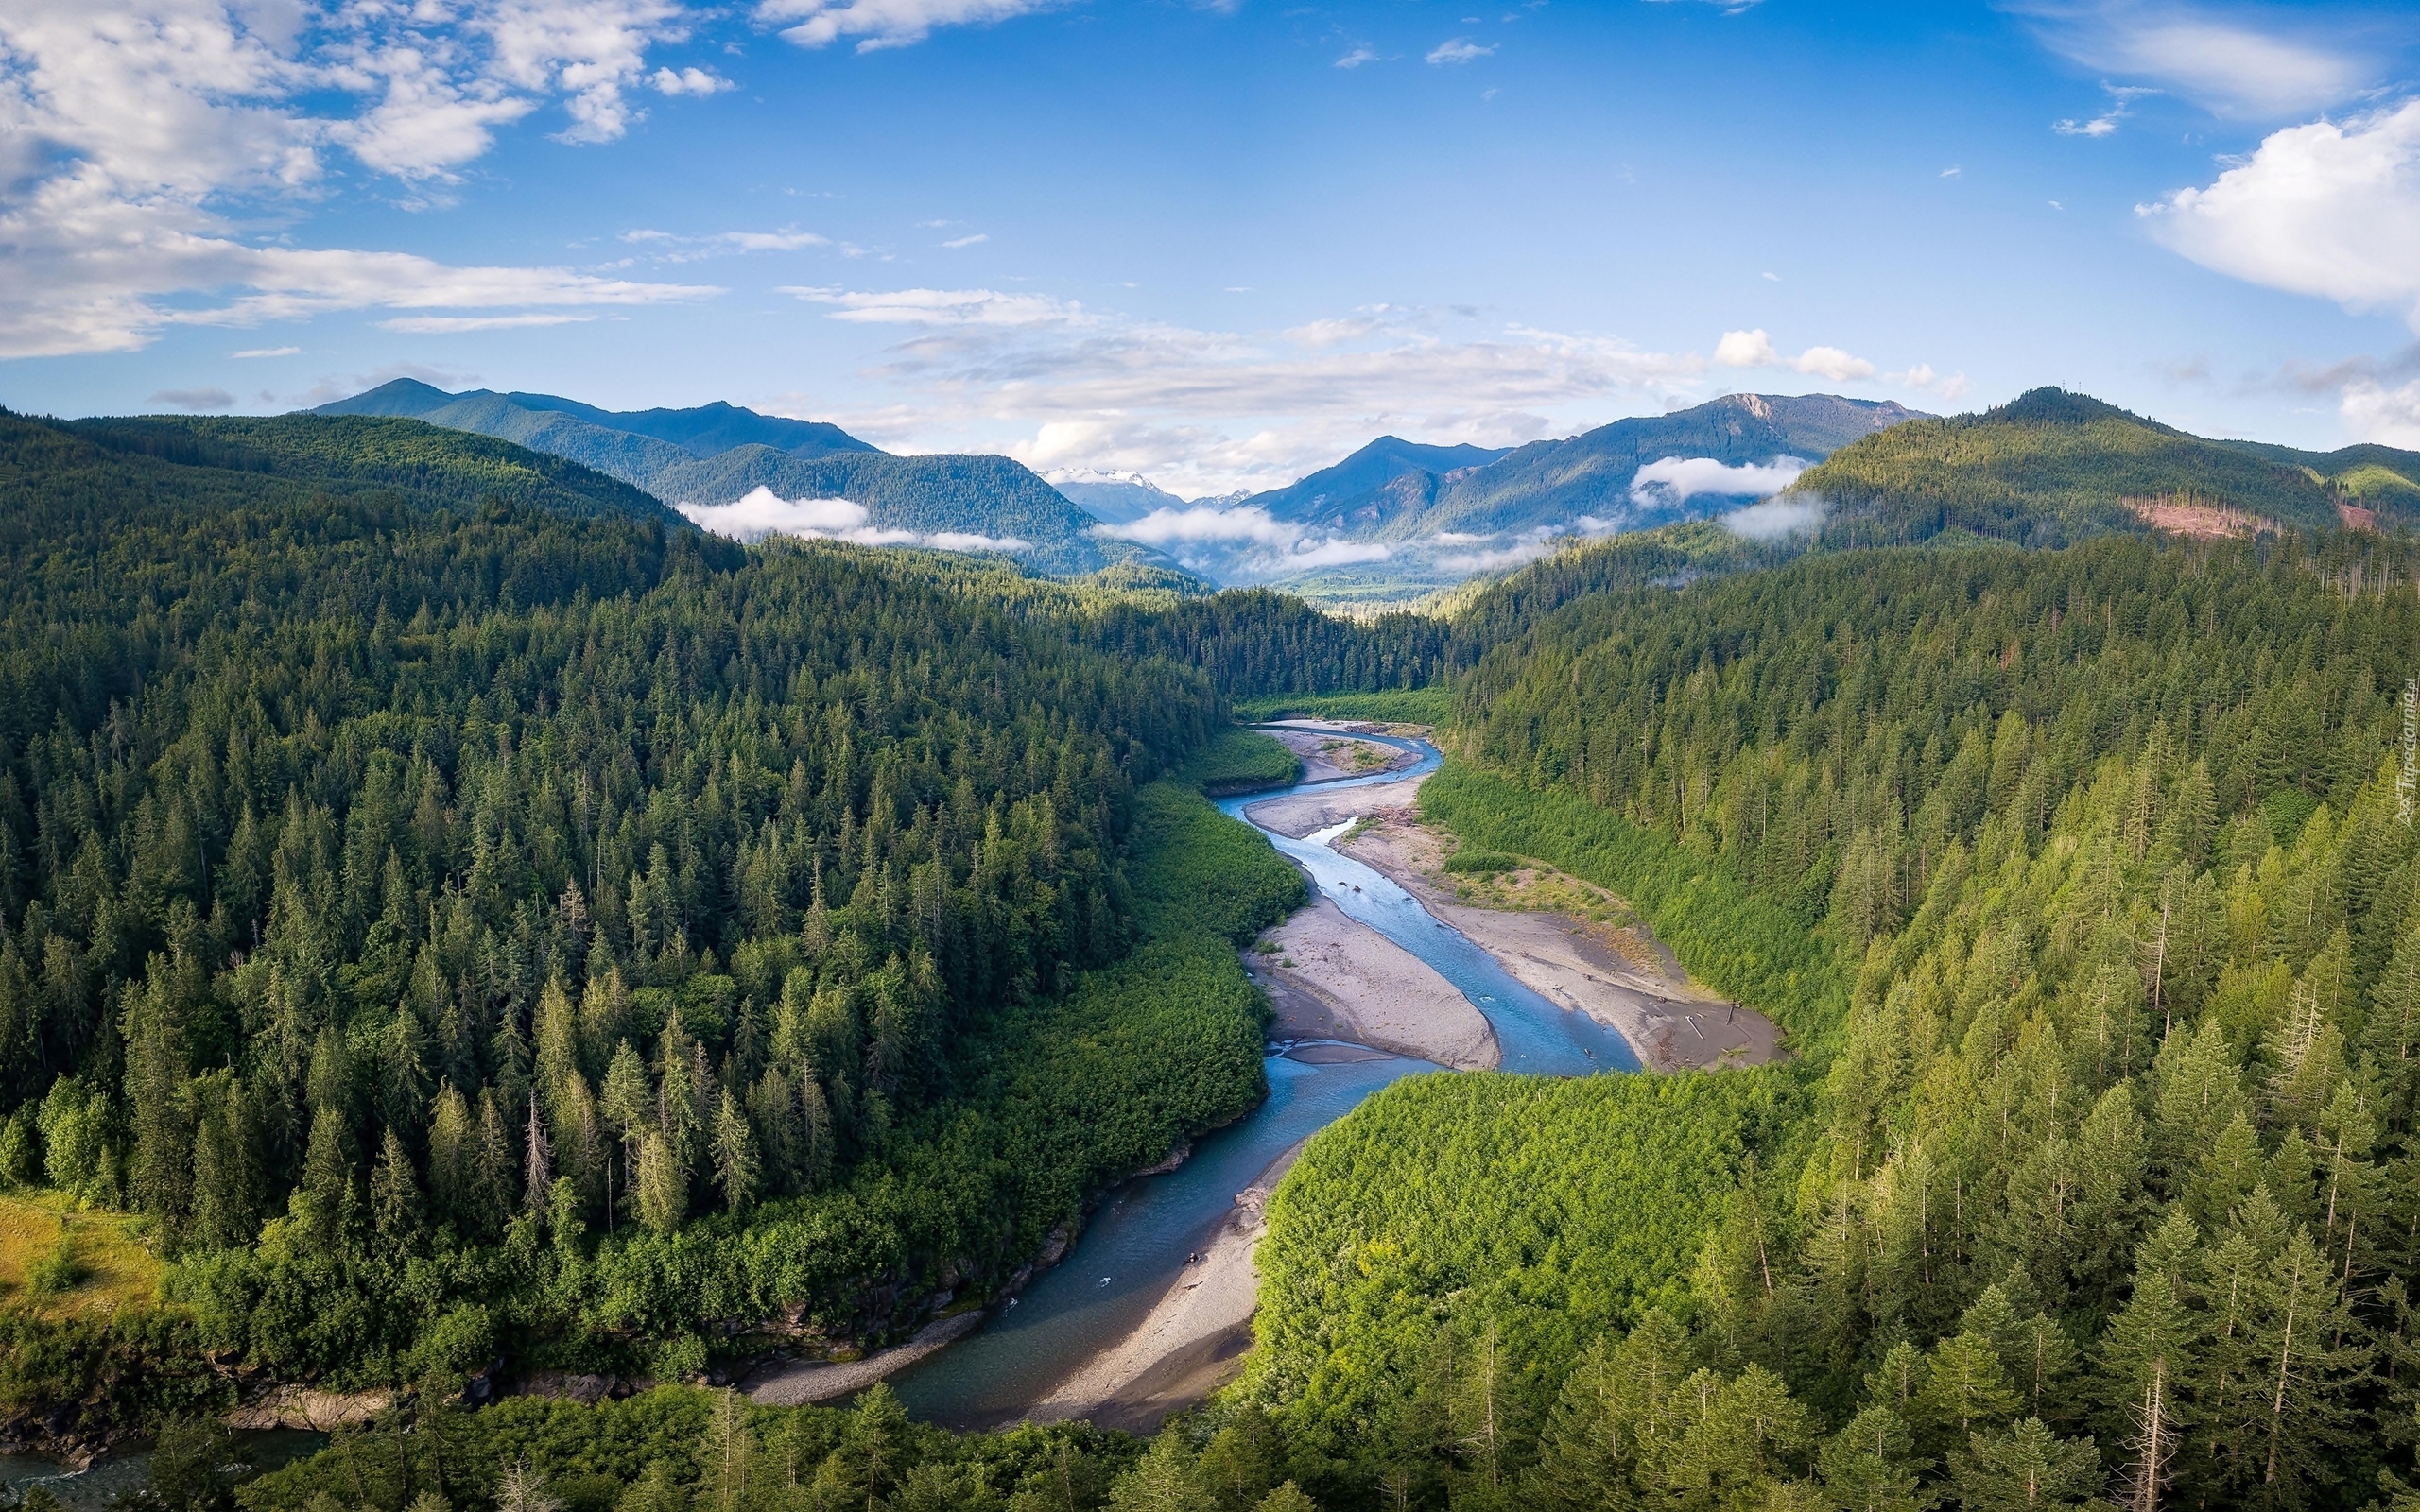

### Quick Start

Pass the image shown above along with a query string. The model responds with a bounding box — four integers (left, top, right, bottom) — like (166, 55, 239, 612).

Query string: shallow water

(1217, 734, 1639, 1076)
(887, 1049, 1426, 1429)
(0, 1431, 326, 1512)
(886, 731, 1634, 1425)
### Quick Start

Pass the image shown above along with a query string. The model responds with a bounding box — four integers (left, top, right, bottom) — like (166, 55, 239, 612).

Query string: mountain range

(317, 380, 1130, 576)
(301, 379, 2420, 602)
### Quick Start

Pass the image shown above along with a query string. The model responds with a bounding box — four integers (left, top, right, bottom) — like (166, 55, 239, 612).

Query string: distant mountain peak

(1993, 387, 2161, 430)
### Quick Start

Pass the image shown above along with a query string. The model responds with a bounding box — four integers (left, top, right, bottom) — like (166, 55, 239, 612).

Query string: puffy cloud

(2343, 379, 2420, 448)
(232, 345, 300, 358)
(791, 286, 1705, 493)
(1335, 45, 1378, 68)
(0, 0, 721, 355)
(1097, 506, 1296, 547)
(651, 65, 731, 94)
(1715, 328, 1877, 382)
(2140, 100, 2420, 331)
(1426, 37, 1493, 64)
(2018, 1, 2373, 116)
(941, 232, 988, 248)
(1720, 491, 1828, 541)
(755, 0, 1055, 51)
(1092, 502, 1393, 578)
(1629, 455, 1809, 507)
(1284, 538, 1393, 569)
(678, 487, 1031, 551)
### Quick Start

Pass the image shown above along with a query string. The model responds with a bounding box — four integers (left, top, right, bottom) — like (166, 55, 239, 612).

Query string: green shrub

(1442, 849, 1518, 874)
(1182, 727, 1303, 796)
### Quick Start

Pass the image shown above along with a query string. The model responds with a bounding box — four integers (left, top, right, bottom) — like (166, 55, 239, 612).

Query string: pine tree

(2099, 1218, 2203, 1512)
(635, 1129, 685, 1235)
(1949, 1418, 2104, 1510)
(710, 1089, 755, 1215)
(370, 1125, 421, 1245)
(472, 1086, 517, 1240)
(1817, 1407, 1926, 1512)
(598, 1040, 650, 1230)
(292, 1105, 354, 1256)
(523, 1092, 552, 1218)
(188, 1074, 259, 1248)
(121, 971, 192, 1231)
(2242, 1228, 2369, 1507)
(1916, 1331, 2021, 1451)
(426, 1081, 474, 1231)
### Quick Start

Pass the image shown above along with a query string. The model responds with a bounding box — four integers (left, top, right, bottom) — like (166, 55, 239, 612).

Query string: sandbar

(1254, 721, 1421, 785)
(742, 1310, 987, 1406)
(1243, 770, 1430, 839)
(1247, 893, 1496, 1071)
(1338, 812, 1783, 1072)
(1025, 1141, 1305, 1433)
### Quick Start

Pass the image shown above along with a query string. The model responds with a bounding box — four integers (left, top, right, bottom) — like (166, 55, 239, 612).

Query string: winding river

(888, 731, 1635, 1428)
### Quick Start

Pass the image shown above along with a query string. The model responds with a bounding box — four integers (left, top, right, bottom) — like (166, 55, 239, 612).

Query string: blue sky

(4, 0, 2417, 494)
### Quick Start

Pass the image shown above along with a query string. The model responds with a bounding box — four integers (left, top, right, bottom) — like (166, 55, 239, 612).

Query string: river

(888, 731, 1637, 1428)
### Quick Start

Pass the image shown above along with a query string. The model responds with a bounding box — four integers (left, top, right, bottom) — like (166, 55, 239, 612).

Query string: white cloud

(941, 232, 988, 248)
(755, 0, 1054, 51)
(148, 386, 233, 410)
(1426, 37, 1494, 63)
(1285, 538, 1393, 569)
(379, 312, 597, 332)
(651, 65, 732, 94)
(1097, 506, 1296, 547)
(2053, 82, 2156, 137)
(792, 286, 1720, 495)
(0, 0, 721, 356)
(2342, 379, 2420, 448)
(1091, 500, 1395, 576)
(1720, 491, 1828, 540)
(2020, 2, 2373, 116)
(678, 486, 1031, 551)
(1714, 328, 1877, 382)
(232, 345, 300, 358)
(1436, 536, 1561, 573)
(621, 227, 830, 263)
(1629, 455, 1810, 507)
(786, 285, 1083, 326)
(2140, 101, 2420, 331)
(1336, 45, 1378, 67)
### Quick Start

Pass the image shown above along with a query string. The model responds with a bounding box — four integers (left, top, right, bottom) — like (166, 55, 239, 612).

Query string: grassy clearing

(0, 1188, 163, 1319)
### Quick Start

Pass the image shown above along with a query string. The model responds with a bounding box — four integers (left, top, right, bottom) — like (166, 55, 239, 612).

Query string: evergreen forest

(9, 396, 2420, 1512)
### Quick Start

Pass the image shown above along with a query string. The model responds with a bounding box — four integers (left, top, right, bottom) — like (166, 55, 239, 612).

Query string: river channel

(888, 731, 1636, 1428)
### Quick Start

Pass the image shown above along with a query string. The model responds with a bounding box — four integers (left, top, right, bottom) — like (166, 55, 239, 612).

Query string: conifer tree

(370, 1126, 421, 1245)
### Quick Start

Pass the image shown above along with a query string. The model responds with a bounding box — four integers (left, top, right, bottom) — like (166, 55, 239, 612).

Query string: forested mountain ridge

(0, 415, 1327, 1422)
(1251, 393, 1920, 550)
(1243, 437, 1513, 531)
(319, 379, 881, 462)
(1394, 391, 1920, 542)
(1225, 530, 2420, 1509)
(1800, 387, 2420, 546)
(314, 381, 1126, 576)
